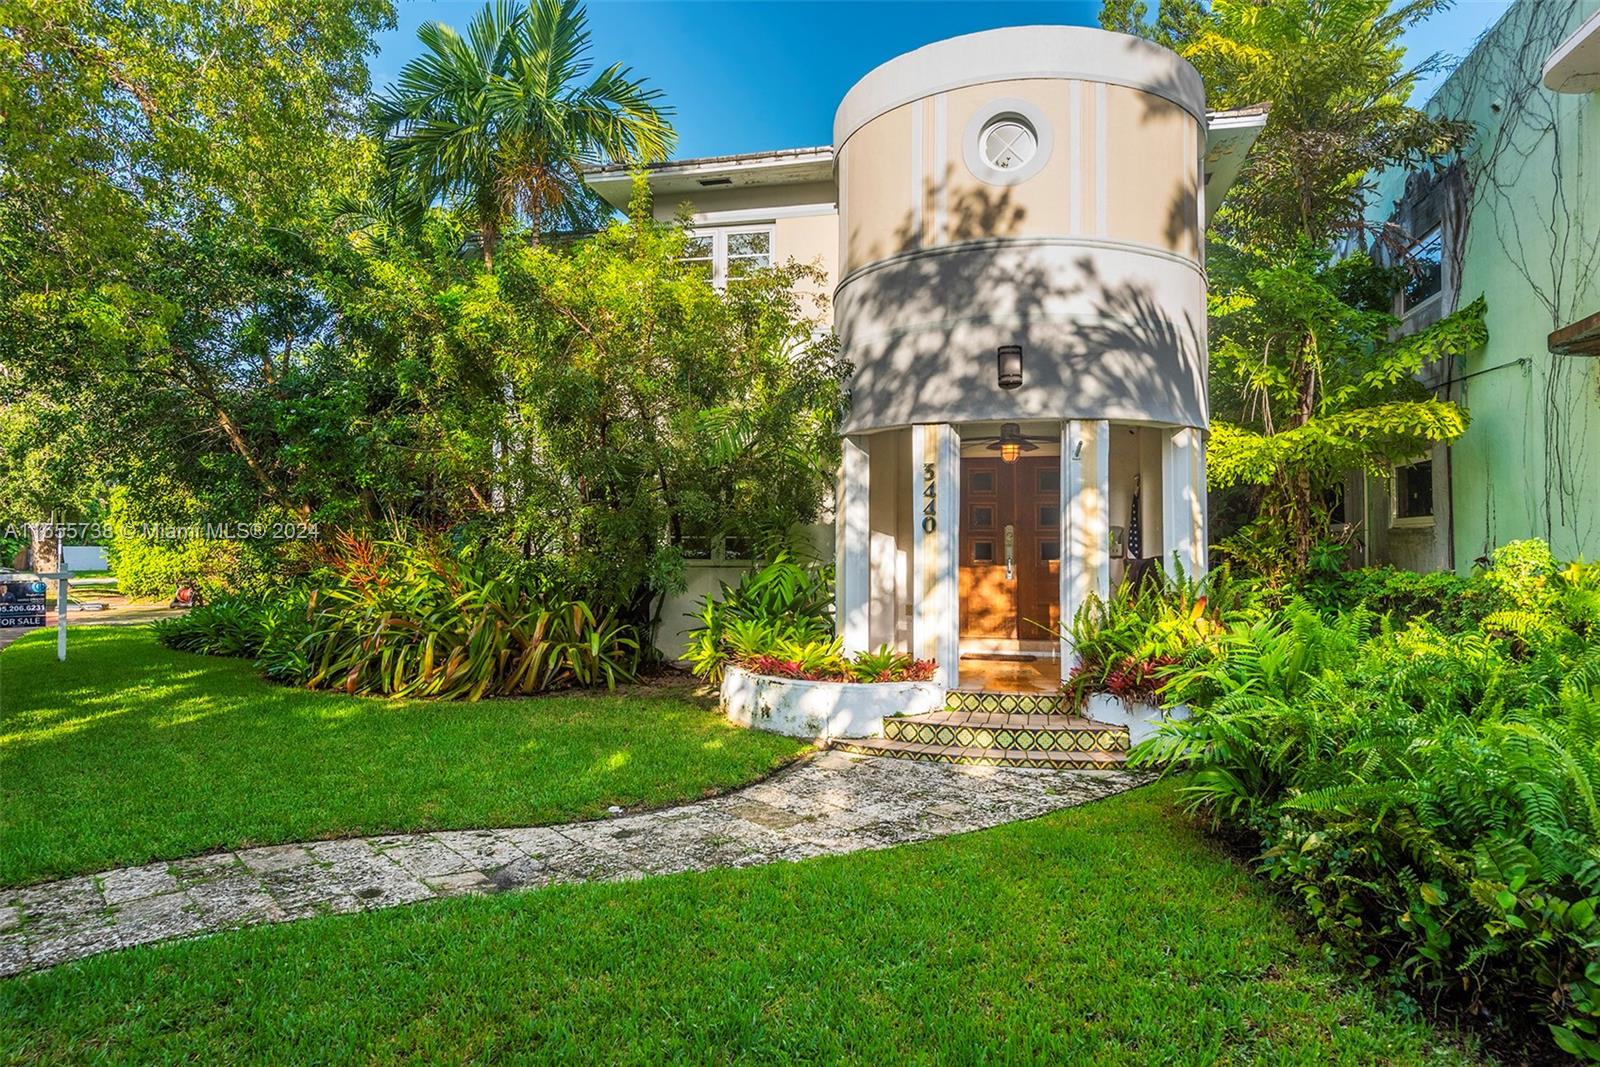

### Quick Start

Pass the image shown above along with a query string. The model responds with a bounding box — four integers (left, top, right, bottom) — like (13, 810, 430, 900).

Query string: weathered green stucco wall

(1368, 0, 1600, 569)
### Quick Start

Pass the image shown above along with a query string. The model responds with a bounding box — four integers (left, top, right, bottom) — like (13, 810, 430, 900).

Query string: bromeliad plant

(295, 535, 639, 698)
(158, 534, 641, 699)
(1060, 561, 1246, 712)
(740, 640, 936, 684)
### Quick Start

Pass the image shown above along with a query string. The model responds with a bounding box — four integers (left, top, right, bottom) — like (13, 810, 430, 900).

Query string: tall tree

(1, 0, 394, 521)
(1186, 0, 1469, 251)
(371, 0, 675, 268)
(1102, 0, 1485, 574)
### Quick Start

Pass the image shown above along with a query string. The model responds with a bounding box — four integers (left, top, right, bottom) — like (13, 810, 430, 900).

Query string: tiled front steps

(831, 702, 1131, 769)
(830, 738, 1126, 769)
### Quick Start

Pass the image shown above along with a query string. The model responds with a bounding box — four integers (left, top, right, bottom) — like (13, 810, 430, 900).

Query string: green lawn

(0, 784, 1475, 1064)
(0, 627, 805, 888)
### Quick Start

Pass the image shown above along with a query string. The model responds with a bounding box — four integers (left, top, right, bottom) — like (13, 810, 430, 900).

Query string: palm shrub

(1136, 540, 1600, 1056)
(683, 554, 833, 681)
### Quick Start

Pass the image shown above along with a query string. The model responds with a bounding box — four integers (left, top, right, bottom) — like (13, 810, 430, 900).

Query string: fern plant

(1135, 540, 1600, 1056)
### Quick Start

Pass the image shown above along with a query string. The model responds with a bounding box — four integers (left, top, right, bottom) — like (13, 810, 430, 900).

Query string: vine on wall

(1441, 0, 1599, 551)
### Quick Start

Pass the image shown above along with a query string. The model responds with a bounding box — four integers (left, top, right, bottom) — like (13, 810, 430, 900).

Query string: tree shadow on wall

(840, 177, 1206, 430)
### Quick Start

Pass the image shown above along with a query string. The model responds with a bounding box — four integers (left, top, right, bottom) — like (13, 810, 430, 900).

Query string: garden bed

(721, 664, 944, 740)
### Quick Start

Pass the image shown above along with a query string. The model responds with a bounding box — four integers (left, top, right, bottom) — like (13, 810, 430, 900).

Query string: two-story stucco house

(1360, 0, 1600, 573)
(589, 26, 1263, 693)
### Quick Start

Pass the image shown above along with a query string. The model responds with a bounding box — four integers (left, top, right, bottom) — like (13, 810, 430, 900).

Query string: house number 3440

(922, 463, 937, 533)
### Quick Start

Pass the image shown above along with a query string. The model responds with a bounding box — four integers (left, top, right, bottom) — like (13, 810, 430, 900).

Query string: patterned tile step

(832, 738, 1127, 769)
(883, 715, 1129, 754)
(911, 710, 1096, 729)
(944, 690, 1069, 716)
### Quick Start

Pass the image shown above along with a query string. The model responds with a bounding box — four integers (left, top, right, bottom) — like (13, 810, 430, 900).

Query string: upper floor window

(1401, 228, 1443, 313)
(680, 227, 772, 288)
(980, 117, 1037, 171)
(681, 235, 714, 282)
(1392, 458, 1434, 527)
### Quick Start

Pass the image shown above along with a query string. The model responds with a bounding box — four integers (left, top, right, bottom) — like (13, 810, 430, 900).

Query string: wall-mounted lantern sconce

(997, 345, 1023, 390)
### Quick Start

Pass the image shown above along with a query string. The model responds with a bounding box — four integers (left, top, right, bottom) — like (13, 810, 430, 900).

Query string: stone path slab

(0, 752, 1144, 978)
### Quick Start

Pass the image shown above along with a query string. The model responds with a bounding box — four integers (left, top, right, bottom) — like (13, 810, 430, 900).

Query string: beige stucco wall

(833, 26, 1209, 436)
(839, 79, 1201, 277)
(867, 429, 913, 650)
(655, 180, 836, 223)
(840, 104, 914, 274)
(775, 211, 839, 303)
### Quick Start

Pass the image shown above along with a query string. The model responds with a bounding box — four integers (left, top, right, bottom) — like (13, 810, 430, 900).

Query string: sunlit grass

(0, 783, 1477, 1064)
(0, 627, 805, 887)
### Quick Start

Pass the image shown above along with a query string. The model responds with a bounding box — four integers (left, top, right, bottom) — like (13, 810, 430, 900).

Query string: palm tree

(371, 0, 674, 268)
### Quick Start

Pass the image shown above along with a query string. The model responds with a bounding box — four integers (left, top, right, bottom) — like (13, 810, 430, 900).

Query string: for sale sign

(0, 581, 47, 629)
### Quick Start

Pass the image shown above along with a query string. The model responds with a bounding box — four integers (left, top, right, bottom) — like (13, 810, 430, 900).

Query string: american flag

(1128, 473, 1142, 559)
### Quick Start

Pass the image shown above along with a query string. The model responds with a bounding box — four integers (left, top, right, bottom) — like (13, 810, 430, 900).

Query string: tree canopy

(1103, 0, 1487, 576)
(370, 0, 675, 266)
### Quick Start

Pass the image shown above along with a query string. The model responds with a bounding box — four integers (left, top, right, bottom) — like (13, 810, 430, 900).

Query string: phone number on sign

(4, 522, 321, 542)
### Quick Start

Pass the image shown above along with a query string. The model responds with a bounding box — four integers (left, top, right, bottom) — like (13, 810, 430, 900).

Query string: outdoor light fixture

(996, 423, 1030, 464)
(997, 344, 1023, 390)
(974, 422, 1046, 463)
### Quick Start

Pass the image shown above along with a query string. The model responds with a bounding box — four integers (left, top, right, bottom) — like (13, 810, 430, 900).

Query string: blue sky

(370, 1, 1516, 160)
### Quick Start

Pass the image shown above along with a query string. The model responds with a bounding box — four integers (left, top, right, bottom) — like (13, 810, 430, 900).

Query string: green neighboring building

(1361, 0, 1600, 571)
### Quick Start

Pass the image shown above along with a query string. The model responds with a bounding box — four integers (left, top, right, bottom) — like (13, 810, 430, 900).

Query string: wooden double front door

(958, 456, 1062, 642)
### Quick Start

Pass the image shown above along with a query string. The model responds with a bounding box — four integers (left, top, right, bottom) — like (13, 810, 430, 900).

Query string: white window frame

(1390, 454, 1436, 530)
(682, 225, 775, 289)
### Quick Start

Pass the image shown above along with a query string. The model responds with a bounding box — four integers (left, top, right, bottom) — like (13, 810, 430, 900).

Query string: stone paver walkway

(0, 752, 1144, 978)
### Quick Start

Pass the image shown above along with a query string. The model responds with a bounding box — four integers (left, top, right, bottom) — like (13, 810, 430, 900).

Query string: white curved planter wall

(1084, 693, 1189, 745)
(721, 665, 945, 740)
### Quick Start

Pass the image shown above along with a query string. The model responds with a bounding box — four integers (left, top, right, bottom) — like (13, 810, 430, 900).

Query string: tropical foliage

(157, 534, 641, 697)
(370, 0, 674, 265)
(683, 555, 835, 682)
(1205, 248, 1485, 576)
(680, 555, 937, 684)
(1061, 563, 1248, 711)
(3, 0, 839, 653)
(1134, 541, 1600, 1057)
(1103, 0, 1485, 578)
(740, 641, 938, 685)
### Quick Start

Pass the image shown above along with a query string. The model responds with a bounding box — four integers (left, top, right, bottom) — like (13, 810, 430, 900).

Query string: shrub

(154, 599, 268, 658)
(102, 486, 299, 602)
(294, 535, 640, 698)
(1136, 541, 1600, 1057)
(1061, 562, 1250, 713)
(683, 554, 833, 681)
(255, 587, 316, 681)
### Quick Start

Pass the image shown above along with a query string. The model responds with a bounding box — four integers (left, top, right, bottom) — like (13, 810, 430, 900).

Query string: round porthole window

(980, 117, 1037, 171)
(962, 98, 1052, 186)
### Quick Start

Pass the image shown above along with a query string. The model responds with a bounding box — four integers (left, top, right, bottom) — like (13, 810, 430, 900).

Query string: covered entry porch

(836, 421, 1207, 692)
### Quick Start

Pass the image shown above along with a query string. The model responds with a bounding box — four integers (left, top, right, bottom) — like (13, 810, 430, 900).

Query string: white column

(911, 424, 960, 686)
(840, 434, 871, 654)
(915, 422, 960, 684)
(1162, 427, 1208, 580)
(1062, 419, 1111, 664)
